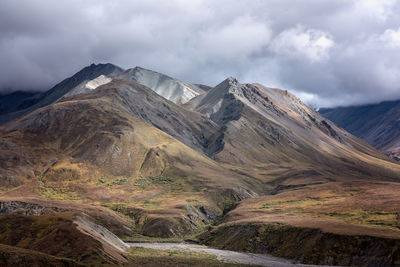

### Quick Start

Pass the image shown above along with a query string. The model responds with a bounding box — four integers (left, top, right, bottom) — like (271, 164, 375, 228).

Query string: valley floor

(128, 242, 332, 267)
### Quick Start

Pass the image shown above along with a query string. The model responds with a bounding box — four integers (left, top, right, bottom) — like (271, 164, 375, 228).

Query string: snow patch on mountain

(119, 67, 204, 104)
(85, 75, 112, 90)
(64, 75, 112, 98)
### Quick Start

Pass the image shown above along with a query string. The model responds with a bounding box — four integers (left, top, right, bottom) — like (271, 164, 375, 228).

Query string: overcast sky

(1, 0, 400, 107)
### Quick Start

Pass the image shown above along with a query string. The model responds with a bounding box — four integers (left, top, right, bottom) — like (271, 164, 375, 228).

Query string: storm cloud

(1, 0, 400, 107)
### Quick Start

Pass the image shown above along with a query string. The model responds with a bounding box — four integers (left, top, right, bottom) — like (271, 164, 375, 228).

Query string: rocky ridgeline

(0, 201, 66, 216)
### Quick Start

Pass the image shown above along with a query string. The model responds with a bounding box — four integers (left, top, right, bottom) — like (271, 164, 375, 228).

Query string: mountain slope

(118, 67, 204, 104)
(0, 79, 260, 237)
(320, 100, 400, 160)
(2, 74, 400, 216)
(0, 63, 124, 125)
(186, 77, 400, 185)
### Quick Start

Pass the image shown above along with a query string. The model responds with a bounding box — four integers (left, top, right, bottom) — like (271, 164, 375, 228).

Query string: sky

(1, 0, 400, 107)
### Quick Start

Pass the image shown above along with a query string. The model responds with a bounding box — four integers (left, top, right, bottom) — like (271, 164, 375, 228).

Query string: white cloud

(355, 0, 395, 21)
(378, 28, 400, 48)
(197, 16, 272, 59)
(269, 25, 335, 62)
(1, 0, 400, 107)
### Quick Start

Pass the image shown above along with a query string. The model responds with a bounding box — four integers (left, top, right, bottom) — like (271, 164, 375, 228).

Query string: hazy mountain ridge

(0, 90, 43, 115)
(320, 100, 400, 160)
(0, 63, 124, 125)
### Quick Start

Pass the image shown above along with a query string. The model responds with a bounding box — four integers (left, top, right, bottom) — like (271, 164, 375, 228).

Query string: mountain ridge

(0, 63, 124, 125)
(320, 99, 400, 160)
(118, 66, 205, 104)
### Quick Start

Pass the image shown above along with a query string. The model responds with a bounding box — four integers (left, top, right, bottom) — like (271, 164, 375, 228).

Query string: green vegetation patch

(140, 200, 161, 209)
(127, 247, 251, 267)
(38, 181, 81, 202)
(260, 196, 399, 230)
(135, 176, 177, 190)
(107, 178, 128, 186)
(303, 210, 399, 230)
(260, 194, 355, 209)
(42, 168, 80, 182)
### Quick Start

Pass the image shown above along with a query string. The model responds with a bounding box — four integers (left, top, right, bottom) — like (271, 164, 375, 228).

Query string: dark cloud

(1, 0, 400, 107)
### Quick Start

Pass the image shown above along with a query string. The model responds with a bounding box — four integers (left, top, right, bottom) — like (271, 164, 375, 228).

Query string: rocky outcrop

(0, 201, 66, 216)
(74, 215, 129, 263)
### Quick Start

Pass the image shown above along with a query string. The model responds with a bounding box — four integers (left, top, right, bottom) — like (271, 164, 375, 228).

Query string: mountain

(0, 63, 124, 125)
(320, 100, 400, 160)
(0, 78, 257, 231)
(0, 90, 43, 115)
(186, 77, 396, 181)
(0, 64, 206, 125)
(118, 66, 205, 104)
(2, 65, 400, 265)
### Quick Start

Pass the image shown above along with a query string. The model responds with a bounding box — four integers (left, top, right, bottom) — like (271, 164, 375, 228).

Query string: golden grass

(127, 247, 252, 267)
(224, 180, 400, 239)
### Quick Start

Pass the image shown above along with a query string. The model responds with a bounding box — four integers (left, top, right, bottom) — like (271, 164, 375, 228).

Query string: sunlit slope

(0, 80, 259, 237)
(187, 77, 400, 186)
(118, 67, 204, 104)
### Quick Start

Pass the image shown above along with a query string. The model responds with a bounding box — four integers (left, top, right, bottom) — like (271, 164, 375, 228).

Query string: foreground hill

(320, 100, 400, 161)
(1, 64, 400, 265)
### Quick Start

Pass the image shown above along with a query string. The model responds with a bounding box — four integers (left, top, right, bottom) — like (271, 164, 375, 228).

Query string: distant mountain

(118, 67, 205, 104)
(320, 100, 400, 160)
(0, 64, 206, 125)
(0, 90, 42, 115)
(0, 63, 124, 125)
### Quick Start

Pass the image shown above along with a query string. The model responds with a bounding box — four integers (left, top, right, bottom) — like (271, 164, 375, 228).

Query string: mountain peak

(226, 76, 239, 84)
(208, 77, 241, 96)
(132, 66, 150, 71)
(82, 63, 124, 76)
(217, 76, 239, 88)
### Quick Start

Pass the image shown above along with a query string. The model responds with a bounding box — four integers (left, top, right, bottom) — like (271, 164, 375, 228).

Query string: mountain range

(1, 63, 400, 266)
(320, 101, 400, 161)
